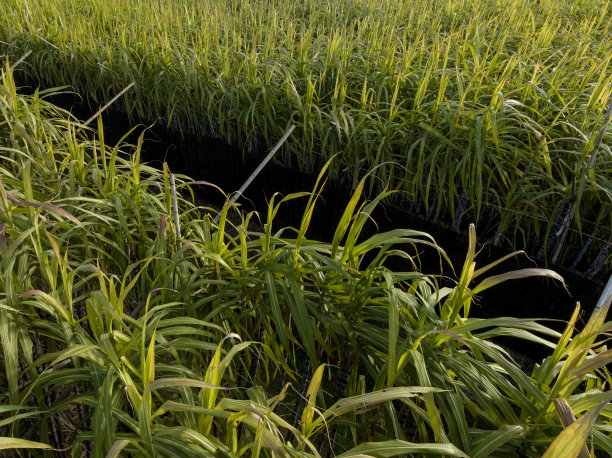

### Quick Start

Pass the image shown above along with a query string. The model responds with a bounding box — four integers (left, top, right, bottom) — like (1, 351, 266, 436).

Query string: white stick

(590, 274, 612, 319)
(10, 50, 32, 70)
(213, 125, 296, 224)
(81, 82, 135, 128)
(589, 95, 612, 168)
(169, 173, 181, 239)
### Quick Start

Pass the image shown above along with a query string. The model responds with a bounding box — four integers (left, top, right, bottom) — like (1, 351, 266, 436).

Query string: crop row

(0, 0, 610, 275)
(1, 62, 612, 456)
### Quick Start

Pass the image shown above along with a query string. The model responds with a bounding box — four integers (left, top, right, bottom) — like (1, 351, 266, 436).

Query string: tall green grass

(1, 63, 611, 456)
(0, 0, 610, 274)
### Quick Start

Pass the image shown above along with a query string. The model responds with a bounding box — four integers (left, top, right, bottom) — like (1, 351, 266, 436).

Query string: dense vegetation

(1, 63, 611, 456)
(0, 0, 610, 273)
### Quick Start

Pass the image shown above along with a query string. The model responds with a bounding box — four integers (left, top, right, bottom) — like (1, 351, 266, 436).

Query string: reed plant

(0, 0, 610, 274)
(0, 64, 611, 456)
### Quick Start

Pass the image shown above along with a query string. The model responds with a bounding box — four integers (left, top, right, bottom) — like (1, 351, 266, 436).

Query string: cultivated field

(0, 63, 611, 456)
(1, 0, 612, 455)
(0, 0, 610, 273)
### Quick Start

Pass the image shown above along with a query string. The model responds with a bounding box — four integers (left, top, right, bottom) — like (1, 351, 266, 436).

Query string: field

(0, 0, 610, 274)
(0, 62, 611, 455)
(1, 0, 612, 456)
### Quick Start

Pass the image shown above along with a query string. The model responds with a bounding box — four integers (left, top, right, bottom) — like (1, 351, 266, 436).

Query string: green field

(0, 61, 611, 456)
(1, 0, 612, 455)
(0, 0, 611, 273)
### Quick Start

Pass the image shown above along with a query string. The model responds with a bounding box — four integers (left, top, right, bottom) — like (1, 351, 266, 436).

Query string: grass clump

(0, 65, 611, 456)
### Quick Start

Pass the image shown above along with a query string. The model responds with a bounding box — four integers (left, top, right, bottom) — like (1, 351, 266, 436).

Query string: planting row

(1, 64, 611, 456)
(0, 0, 610, 276)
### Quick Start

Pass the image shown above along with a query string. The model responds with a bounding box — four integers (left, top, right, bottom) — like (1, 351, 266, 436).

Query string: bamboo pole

(590, 275, 612, 319)
(9, 50, 31, 70)
(80, 82, 136, 129)
(588, 95, 612, 168)
(213, 125, 296, 224)
(169, 172, 181, 239)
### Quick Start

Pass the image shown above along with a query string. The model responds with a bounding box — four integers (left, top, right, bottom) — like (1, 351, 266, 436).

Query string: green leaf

(106, 440, 131, 458)
(472, 268, 565, 295)
(470, 425, 525, 457)
(147, 378, 229, 392)
(337, 440, 469, 457)
(302, 364, 325, 430)
(0, 438, 52, 450)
